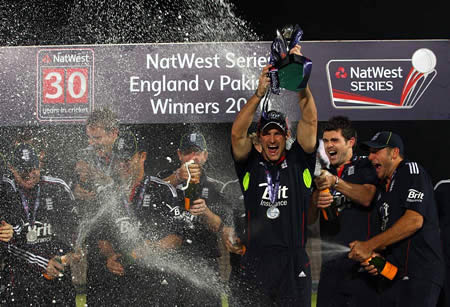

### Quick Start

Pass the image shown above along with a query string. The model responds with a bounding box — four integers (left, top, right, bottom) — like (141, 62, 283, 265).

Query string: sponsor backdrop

(0, 41, 449, 185)
(0, 40, 448, 125)
(1, 41, 447, 288)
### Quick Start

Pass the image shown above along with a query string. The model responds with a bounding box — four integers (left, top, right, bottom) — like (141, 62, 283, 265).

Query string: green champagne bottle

(367, 256, 398, 280)
(184, 182, 199, 211)
(120, 249, 138, 267)
(43, 255, 67, 280)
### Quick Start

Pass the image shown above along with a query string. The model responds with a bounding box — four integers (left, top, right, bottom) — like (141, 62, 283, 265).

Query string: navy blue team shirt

(320, 156, 378, 247)
(233, 140, 316, 303)
(317, 156, 380, 307)
(234, 140, 316, 251)
(374, 159, 444, 286)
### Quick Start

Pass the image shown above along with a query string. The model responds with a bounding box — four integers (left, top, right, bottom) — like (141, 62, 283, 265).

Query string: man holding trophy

(229, 25, 318, 306)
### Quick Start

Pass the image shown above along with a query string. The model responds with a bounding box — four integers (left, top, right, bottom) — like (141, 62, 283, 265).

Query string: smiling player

(231, 44, 318, 306)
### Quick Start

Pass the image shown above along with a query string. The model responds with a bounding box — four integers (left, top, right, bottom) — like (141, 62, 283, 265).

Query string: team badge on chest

(45, 198, 54, 210)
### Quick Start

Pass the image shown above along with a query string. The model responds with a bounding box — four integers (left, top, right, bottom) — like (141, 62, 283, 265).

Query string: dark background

(230, 0, 448, 41)
(0, 0, 448, 185)
(1, 0, 448, 44)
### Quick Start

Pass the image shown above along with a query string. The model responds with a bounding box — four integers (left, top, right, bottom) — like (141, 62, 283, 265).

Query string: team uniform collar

(330, 155, 355, 175)
(259, 152, 286, 167)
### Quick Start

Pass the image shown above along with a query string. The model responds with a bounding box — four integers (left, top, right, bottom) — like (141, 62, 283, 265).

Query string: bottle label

(321, 189, 339, 221)
(184, 198, 191, 211)
(380, 261, 398, 280)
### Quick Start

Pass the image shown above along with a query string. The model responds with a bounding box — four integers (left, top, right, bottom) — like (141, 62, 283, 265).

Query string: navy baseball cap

(179, 132, 207, 152)
(361, 131, 404, 155)
(258, 110, 288, 134)
(12, 143, 40, 172)
(113, 130, 139, 160)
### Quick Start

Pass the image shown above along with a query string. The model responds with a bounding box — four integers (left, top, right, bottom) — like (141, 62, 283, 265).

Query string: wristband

(255, 90, 264, 99)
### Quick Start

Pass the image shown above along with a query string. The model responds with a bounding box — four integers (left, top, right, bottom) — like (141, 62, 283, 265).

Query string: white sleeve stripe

(434, 179, 450, 190)
(2, 176, 17, 192)
(42, 176, 75, 200)
(407, 162, 419, 174)
(8, 244, 49, 269)
(42, 176, 68, 187)
(149, 176, 178, 198)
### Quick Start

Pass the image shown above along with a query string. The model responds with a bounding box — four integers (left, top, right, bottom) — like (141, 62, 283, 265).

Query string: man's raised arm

(297, 85, 317, 153)
(231, 64, 271, 161)
(288, 45, 317, 153)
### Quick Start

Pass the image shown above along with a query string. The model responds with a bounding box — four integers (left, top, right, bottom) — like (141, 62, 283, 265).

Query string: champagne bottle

(366, 256, 398, 280)
(228, 228, 247, 256)
(184, 182, 199, 211)
(120, 249, 138, 267)
(43, 255, 68, 280)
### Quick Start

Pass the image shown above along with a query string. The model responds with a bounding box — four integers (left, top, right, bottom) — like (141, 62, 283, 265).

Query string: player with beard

(73, 108, 119, 203)
(308, 116, 379, 307)
(159, 131, 231, 306)
(86, 130, 183, 306)
(349, 131, 444, 307)
(230, 44, 317, 305)
(72, 108, 120, 294)
(0, 143, 77, 306)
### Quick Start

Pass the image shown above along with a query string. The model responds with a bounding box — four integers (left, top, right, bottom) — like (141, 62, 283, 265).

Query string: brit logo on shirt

(406, 189, 424, 202)
(259, 183, 288, 207)
(116, 217, 138, 234)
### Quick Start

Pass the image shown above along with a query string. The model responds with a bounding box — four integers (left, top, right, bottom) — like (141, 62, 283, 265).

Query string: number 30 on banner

(42, 68, 89, 104)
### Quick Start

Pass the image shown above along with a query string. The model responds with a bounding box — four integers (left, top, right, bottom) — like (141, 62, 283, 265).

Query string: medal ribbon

(123, 176, 150, 213)
(122, 195, 131, 215)
(136, 177, 150, 210)
(19, 185, 41, 226)
(263, 164, 280, 205)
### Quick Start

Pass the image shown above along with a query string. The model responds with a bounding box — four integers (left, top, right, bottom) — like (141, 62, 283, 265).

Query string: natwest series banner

(0, 40, 448, 125)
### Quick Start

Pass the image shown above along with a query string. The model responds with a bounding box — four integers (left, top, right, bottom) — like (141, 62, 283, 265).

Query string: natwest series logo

(326, 48, 437, 109)
(36, 48, 95, 121)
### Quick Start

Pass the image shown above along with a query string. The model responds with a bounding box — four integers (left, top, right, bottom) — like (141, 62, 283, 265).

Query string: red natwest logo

(335, 67, 347, 79)
(42, 55, 51, 64)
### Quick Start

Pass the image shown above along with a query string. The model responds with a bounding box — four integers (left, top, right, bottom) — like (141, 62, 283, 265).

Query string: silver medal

(26, 229, 37, 243)
(266, 206, 280, 219)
